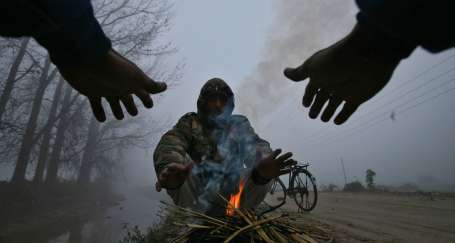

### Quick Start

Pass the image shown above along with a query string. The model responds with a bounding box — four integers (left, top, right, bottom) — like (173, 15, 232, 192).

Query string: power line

(306, 68, 455, 144)
(369, 53, 455, 103)
(348, 67, 455, 123)
(310, 77, 455, 145)
(301, 54, 455, 140)
(310, 80, 455, 146)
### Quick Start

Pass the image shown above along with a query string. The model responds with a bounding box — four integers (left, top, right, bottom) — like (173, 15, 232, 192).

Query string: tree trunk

(77, 116, 101, 185)
(45, 84, 73, 184)
(33, 77, 65, 183)
(11, 56, 54, 184)
(0, 38, 30, 122)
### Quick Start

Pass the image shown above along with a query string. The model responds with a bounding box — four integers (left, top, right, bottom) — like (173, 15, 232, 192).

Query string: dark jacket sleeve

(0, 0, 111, 67)
(153, 113, 195, 175)
(356, 0, 455, 58)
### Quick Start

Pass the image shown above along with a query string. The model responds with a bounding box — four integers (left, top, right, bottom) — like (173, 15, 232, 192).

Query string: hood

(197, 78, 235, 127)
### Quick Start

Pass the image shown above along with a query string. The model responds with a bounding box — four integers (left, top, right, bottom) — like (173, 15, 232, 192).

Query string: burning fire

(226, 179, 245, 216)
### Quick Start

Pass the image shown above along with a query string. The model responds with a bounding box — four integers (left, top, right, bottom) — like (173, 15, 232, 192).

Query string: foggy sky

(102, 0, 455, 191)
(8, 1, 455, 241)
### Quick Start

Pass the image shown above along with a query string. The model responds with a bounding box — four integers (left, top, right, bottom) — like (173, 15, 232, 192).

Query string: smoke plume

(236, 0, 357, 127)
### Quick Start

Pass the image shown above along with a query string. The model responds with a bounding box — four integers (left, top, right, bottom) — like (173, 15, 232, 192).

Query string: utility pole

(341, 157, 347, 187)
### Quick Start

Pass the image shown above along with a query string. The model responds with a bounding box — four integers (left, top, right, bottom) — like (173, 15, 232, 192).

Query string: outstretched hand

(284, 24, 401, 125)
(255, 149, 296, 181)
(156, 163, 192, 191)
(58, 49, 167, 122)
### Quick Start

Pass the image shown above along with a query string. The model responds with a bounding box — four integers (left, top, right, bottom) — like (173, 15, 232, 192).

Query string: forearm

(0, 0, 111, 67)
(241, 176, 272, 209)
(153, 123, 192, 175)
(153, 147, 186, 176)
(356, 0, 454, 54)
(251, 168, 271, 185)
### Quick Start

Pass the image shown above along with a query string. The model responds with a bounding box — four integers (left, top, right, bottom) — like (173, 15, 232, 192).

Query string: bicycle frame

(259, 163, 310, 215)
(287, 163, 309, 192)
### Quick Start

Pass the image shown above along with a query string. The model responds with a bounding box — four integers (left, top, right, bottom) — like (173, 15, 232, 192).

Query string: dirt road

(281, 192, 455, 242)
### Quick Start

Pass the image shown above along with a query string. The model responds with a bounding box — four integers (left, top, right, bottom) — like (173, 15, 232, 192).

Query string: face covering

(207, 100, 233, 127)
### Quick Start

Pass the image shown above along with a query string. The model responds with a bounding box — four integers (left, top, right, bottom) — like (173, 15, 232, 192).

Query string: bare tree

(68, 0, 182, 184)
(33, 77, 65, 183)
(44, 85, 84, 184)
(77, 116, 101, 184)
(0, 38, 31, 122)
(0, 0, 181, 185)
(11, 56, 56, 183)
(76, 113, 168, 184)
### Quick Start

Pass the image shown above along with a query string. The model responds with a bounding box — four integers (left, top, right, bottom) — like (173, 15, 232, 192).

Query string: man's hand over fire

(58, 49, 167, 122)
(283, 24, 401, 125)
(156, 163, 192, 191)
(254, 149, 296, 181)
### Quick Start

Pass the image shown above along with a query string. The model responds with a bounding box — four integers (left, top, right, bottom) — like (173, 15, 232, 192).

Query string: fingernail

(158, 82, 167, 89)
(309, 112, 319, 119)
(284, 67, 294, 73)
(155, 82, 167, 92)
(302, 100, 311, 107)
(144, 102, 153, 108)
(284, 68, 295, 78)
(334, 118, 343, 125)
(96, 117, 106, 122)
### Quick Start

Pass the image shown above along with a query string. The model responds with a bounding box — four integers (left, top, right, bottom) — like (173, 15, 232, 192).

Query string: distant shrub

(343, 181, 366, 192)
(365, 169, 376, 190)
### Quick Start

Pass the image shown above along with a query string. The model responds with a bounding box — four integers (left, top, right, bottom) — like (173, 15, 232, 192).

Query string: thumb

(143, 77, 167, 94)
(269, 149, 282, 159)
(284, 61, 309, 82)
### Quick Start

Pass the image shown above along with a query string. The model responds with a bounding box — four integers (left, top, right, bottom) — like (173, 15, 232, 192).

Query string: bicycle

(261, 162, 318, 214)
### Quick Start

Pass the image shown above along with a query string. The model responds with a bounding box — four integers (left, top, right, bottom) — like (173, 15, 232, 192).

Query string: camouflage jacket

(153, 112, 272, 175)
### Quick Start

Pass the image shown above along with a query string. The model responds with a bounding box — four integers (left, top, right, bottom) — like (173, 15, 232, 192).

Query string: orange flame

(226, 179, 245, 216)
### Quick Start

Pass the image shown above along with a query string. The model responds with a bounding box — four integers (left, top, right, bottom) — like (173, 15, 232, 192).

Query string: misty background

(1, 0, 455, 242)
(155, 0, 455, 192)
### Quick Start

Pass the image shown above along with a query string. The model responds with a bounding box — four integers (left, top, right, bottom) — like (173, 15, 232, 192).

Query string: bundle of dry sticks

(160, 196, 332, 243)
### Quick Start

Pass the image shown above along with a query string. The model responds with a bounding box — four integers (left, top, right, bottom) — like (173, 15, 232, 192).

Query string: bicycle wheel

(290, 169, 318, 211)
(261, 178, 286, 212)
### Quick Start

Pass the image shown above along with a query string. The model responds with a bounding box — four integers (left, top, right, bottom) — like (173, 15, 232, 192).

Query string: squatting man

(153, 78, 295, 214)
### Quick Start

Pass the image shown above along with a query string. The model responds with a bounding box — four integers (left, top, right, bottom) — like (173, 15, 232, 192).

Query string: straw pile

(160, 195, 333, 243)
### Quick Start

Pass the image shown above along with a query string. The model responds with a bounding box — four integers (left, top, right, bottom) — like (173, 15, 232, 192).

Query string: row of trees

(320, 169, 377, 192)
(0, 0, 182, 186)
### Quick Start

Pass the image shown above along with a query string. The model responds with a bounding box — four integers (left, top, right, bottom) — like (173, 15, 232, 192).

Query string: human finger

(309, 90, 330, 119)
(302, 81, 318, 107)
(134, 90, 154, 108)
(276, 152, 293, 163)
(334, 102, 359, 125)
(283, 61, 309, 82)
(321, 96, 343, 122)
(120, 94, 138, 116)
(106, 96, 125, 120)
(88, 96, 106, 122)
